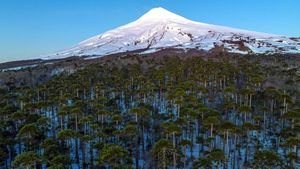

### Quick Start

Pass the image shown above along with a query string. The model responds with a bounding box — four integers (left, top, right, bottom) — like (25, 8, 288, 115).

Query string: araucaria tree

(0, 55, 299, 168)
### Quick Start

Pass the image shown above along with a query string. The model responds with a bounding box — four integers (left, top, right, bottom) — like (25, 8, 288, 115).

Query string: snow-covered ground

(44, 7, 300, 60)
(0, 64, 37, 72)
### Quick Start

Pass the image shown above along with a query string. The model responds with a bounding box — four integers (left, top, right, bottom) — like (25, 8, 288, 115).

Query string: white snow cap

(137, 7, 189, 22)
(44, 7, 300, 60)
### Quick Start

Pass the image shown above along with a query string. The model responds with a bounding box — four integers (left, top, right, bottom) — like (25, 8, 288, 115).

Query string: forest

(0, 56, 299, 169)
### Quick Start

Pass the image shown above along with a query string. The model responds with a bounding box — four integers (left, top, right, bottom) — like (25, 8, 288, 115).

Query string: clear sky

(0, 0, 299, 63)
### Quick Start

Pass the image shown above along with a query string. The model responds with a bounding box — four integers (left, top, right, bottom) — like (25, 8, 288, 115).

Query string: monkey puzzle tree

(98, 143, 131, 168)
(12, 151, 40, 169)
(152, 139, 174, 169)
(252, 150, 283, 169)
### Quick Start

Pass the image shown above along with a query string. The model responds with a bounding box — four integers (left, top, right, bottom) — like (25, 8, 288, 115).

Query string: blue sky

(0, 0, 299, 63)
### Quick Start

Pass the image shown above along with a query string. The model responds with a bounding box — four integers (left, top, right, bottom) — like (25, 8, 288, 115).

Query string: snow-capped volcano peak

(136, 7, 190, 22)
(45, 7, 300, 60)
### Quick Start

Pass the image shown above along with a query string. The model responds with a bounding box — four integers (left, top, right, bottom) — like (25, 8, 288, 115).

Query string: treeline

(0, 56, 299, 169)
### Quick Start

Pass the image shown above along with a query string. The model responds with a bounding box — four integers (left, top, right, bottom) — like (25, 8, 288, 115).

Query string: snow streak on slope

(45, 7, 300, 60)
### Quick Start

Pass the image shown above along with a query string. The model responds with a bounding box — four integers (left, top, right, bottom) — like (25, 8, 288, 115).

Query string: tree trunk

(226, 130, 229, 155)
(183, 146, 187, 168)
(292, 145, 297, 168)
(82, 142, 86, 169)
(172, 132, 176, 169)
(90, 140, 94, 169)
(135, 136, 139, 169)
(210, 123, 214, 137)
(163, 148, 166, 169)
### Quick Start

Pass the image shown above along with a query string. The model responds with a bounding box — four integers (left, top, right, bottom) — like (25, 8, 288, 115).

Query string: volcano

(44, 7, 300, 60)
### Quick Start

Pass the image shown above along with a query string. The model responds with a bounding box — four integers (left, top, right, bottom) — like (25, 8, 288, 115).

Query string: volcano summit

(44, 7, 300, 60)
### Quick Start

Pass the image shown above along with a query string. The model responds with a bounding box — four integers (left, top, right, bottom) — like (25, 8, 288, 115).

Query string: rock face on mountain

(44, 7, 300, 60)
